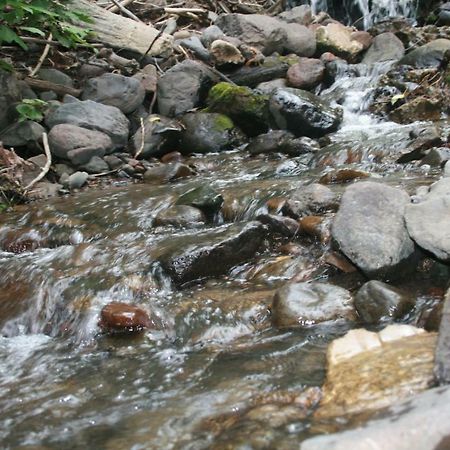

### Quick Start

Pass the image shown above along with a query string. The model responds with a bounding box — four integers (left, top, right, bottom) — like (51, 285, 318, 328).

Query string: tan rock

(316, 23, 364, 61)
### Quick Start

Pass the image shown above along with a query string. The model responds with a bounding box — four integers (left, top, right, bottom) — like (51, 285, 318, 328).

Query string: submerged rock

(99, 302, 153, 334)
(270, 88, 342, 138)
(271, 282, 355, 328)
(154, 205, 206, 228)
(176, 185, 224, 215)
(435, 287, 450, 385)
(158, 222, 268, 285)
(315, 325, 435, 420)
(405, 178, 450, 262)
(332, 182, 416, 280)
(179, 112, 245, 154)
(354, 280, 414, 324)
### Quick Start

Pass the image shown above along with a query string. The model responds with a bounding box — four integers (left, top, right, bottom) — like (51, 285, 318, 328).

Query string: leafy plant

(0, 0, 93, 49)
(15, 98, 48, 122)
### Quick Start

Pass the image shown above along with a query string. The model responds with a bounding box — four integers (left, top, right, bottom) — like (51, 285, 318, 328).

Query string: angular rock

(0, 120, 45, 150)
(390, 96, 442, 124)
(301, 385, 450, 450)
(354, 280, 414, 324)
(210, 40, 245, 67)
(270, 88, 343, 138)
(154, 205, 206, 228)
(201, 25, 225, 47)
(176, 185, 223, 214)
(80, 156, 109, 174)
(283, 23, 316, 57)
(82, 73, 145, 114)
(99, 302, 152, 334)
(286, 58, 325, 90)
(362, 32, 405, 64)
(332, 182, 416, 280)
(272, 282, 355, 328)
(350, 31, 372, 50)
(399, 39, 450, 68)
(37, 68, 74, 88)
(131, 114, 183, 159)
(315, 23, 364, 61)
(132, 64, 158, 94)
(177, 36, 210, 61)
(207, 82, 269, 136)
(158, 222, 267, 285)
(179, 112, 245, 154)
(316, 325, 434, 419)
(405, 178, 450, 261)
(255, 78, 288, 94)
(45, 100, 129, 150)
(215, 13, 287, 55)
(278, 5, 313, 26)
(48, 124, 113, 164)
(157, 60, 218, 117)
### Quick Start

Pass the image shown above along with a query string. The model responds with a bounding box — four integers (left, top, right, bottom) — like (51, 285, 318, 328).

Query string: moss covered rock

(206, 82, 270, 136)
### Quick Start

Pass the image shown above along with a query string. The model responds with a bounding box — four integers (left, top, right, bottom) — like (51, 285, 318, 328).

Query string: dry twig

(29, 33, 53, 77)
(24, 133, 52, 191)
(109, 0, 143, 22)
(135, 117, 145, 159)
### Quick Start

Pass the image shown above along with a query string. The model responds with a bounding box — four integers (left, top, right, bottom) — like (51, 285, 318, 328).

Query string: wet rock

(354, 280, 414, 324)
(131, 114, 182, 159)
(315, 23, 364, 61)
(247, 130, 319, 156)
(154, 205, 206, 228)
(82, 73, 145, 114)
(201, 25, 225, 47)
(283, 183, 339, 218)
(362, 32, 405, 64)
(278, 5, 312, 26)
(420, 147, 450, 167)
(324, 251, 357, 273)
(405, 178, 450, 262)
(45, 100, 129, 150)
(270, 88, 343, 138)
(0, 120, 45, 150)
(286, 58, 325, 90)
(157, 60, 218, 117)
(299, 215, 331, 244)
(214, 13, 288, 55)
(158, 221, 267, 285)
(143, 162, 194, 183)
(435, 288, 450, 385)
(210, 40, 244, 67)
(272, 282, 355, 328)
(314, 325, 436, 420)
(256, 213, 299, 238)
(80, 156, 109, 174)
(255, 78, 288, 94)
(390, 95, 443, 124)
(99, 302, 152, 334)
(399, 38, 450, 68)
(48, 124, 113, 164)
(68, 171, 89, 189)
(176, 185, 223, 215)
(132, 64, 158, 94)
(0, 69, 21, 131)
(319, 168, 370, 184)
(301, 385, 450, 450)
(179, 112, 245, 154)
(350, 31, 372, 50)
(396, 125, 442, 163)
(37, 68, 74, 87)
(207, 82, 269, 136)
(332, 182, 416, 280)
(283, 23, 316, 57)
(177, 36, 210, 61)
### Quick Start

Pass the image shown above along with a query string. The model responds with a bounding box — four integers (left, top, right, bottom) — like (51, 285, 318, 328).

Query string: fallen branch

(135, 117, 145, 159)
(29, 33, 53, 77)
(24, 133, 52, 191)
(106, 0, 136, 13)
(164, 7, 207, 14)
(22, 36, 102, 48)
(23, 77, 81, 97)
(109, 0, 143, 22)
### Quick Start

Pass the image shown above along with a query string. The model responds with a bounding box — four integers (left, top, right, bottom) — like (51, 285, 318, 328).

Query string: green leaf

(18, 26, 46, 37)
(0, 59, 14, 72)
(0, 25, 27, 49)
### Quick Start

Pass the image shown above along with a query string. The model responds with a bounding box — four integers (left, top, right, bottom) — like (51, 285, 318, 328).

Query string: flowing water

(0, 63, 447, 449)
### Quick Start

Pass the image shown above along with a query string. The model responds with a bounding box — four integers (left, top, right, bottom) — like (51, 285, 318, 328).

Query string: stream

(0, 38, 448, 450)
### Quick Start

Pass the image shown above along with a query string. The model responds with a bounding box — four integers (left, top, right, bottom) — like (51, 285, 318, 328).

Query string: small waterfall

(308, 0, 418, 29)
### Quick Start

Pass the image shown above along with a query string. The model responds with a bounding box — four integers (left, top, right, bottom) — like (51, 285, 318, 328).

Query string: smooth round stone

(99, 302, 152, 334)
(154, 205, 206, 228)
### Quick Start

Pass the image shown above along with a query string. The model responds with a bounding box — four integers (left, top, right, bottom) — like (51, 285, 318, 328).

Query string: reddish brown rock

(351, 31, 373, 50)
(319, 168, 370, 184)
(286, 58, 325, 90)
(161, 151, 184, 163)
(266, 197, 287, 214)
(99, 302, 152, 334)
(299, 215, 331, 244)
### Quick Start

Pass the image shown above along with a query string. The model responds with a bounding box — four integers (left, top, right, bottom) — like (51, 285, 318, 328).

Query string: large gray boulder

(332, 182, 416, 280)
(362, 32, 405, 64)
(157, 60, 218, 117)
(82, 73, 145, 114)
(179, 112, 246, 154)
(48, 124, 114, 164)
(272, 282, 355, 329)
(301, 385, 450, 450)
(270, 88, 343, 138)
(45, 100, 129, 150)
(157, 222, 267, 285)
(399, 38, 450, 68)
(405, 178, 450, 261)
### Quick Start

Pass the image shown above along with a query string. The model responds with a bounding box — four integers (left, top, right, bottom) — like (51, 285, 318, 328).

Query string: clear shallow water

(0, 63, 446, 449)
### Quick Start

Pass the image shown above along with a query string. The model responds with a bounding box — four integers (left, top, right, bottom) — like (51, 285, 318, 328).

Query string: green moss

(211, 113, 234, 132)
